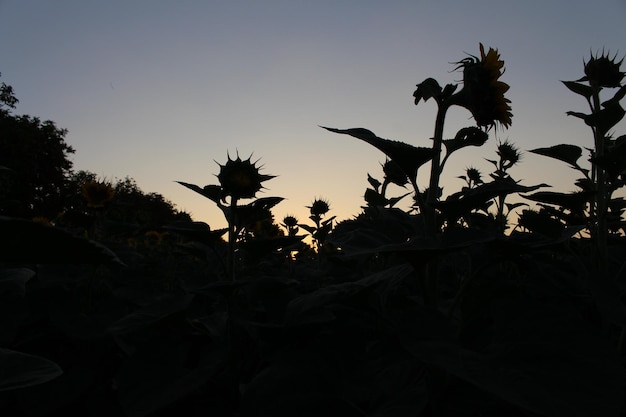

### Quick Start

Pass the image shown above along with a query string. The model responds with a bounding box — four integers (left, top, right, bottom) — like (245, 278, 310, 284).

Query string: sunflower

(582, 51, 625, 88)
(216, 153, 275, 200)
(82, 180, 115, 208)
(452, 43, 512, 129)
(307, 198, 330, 216)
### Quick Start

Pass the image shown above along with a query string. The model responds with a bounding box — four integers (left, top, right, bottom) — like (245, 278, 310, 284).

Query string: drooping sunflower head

(82, 180, 115, 208)
(582, 50, 625, 88)
(452, 43, 512, 129)
(216, 153, 275, 200)
(307, 198, 330, 217)
(382, 159, 409, 187)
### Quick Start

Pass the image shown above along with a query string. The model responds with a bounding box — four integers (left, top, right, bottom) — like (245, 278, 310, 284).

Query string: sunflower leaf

(321, 126, 434, 182)
(529, 144, 583, 167)
(523, 191, 595, 214)
(176, 181, 222, 204)
(443, 127, 489, 156)
(562, 81, 594, 99)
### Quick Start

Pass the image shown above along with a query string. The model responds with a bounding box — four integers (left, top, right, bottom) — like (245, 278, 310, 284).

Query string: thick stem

(591, 85, 608, 272)
(227, 197, 238, 281)
(425, 103, 449, 236)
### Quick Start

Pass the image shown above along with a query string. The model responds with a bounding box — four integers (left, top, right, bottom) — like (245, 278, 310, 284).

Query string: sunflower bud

(308, 198, 330, 216)
(465, 167, 483, 185)
(382, 159, 409, 187)
(497, 141, 521, 169)
(216, 153, 275, 200)
(583, 52, 625, 88)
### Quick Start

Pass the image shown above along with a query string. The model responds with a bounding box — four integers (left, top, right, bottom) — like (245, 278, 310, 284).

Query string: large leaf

(0, 216, 123, 265)
(230, 196, 284, 228)
(529, 144, 583, 167)
(523, 191, 594, 214)
(176, 181, 222, 204)
(562, 80, 594, 99)
(0, 349, 63, 391)
(321, 126, 434, 182)
(163, 220, 227, 245)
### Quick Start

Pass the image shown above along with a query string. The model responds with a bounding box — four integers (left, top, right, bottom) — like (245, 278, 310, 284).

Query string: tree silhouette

(0, 75, 75, 219)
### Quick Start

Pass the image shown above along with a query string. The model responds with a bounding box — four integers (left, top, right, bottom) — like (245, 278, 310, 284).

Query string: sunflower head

(307, 198, 330, 217)
(382, 159, 409, 187)
(282, 215, 298, 228)
(582, 51, 625, 88)
(497, 140, 521, 168)
(452, 43, 512, 129)
(465, 167, 483, 185)
(82, 180, 115, 208)
(216, 153, 275, 200)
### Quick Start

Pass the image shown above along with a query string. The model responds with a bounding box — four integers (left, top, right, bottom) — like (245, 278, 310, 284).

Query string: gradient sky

(1, 0, 626, 230)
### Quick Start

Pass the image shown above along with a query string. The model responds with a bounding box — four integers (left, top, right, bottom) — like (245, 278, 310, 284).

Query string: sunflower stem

(228, 197, 238, 281)
(426, 102, 449, 235)
(590, 84, 608, 272)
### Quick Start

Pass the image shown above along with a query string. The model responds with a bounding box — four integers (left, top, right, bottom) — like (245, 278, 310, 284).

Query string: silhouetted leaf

(562, 80, 594, 99)
(582, 102, 625, 135)
(529, 144, 583, 167)
(443, 127, 489, 156)
(0, 349, 62, 391)
(321, 127, 434, 182)
(239, 235, 305, 257)
(163, 221, 227, 245)
(435, 181, 547, 222)
(523, 191, 594, 214)
(367, 173, 381, 191)
(176, 181, 222, 204)
(517, 209, 564, 237)
(0, 216, 123, 265)
(364, 188, 388, 206)
(413, 77, 442, 104)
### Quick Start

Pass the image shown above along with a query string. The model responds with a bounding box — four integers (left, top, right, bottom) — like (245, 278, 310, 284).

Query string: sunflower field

(1, 45, 626, 417)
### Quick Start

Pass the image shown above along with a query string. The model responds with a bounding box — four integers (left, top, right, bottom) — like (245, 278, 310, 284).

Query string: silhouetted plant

(529, 50, 626, 269)
(178, 152, 281, 280)
(299, 197, 335, 254)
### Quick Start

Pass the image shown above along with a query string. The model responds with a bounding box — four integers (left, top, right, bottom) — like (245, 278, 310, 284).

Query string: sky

(1, 0, 626, 230)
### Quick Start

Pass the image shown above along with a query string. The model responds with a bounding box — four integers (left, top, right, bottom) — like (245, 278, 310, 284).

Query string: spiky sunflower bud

(216, 153, 275, 200)
(307, 198, 330, 216)
(583, 51, 625, 88)
(497, 141, 521, 168)
(466, 167, 483, 185)
(282, 215, 298, 228)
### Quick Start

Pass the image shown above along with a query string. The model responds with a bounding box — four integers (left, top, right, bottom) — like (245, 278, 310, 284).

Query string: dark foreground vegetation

(1, 45, 625, 416)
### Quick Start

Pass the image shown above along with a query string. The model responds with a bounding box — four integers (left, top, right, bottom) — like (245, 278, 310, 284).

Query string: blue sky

(1, 0, 625, 229)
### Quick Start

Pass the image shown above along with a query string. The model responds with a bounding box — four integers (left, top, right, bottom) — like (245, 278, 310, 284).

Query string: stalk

(227, 197, 238, 281)
(590, 84, 608, 272)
